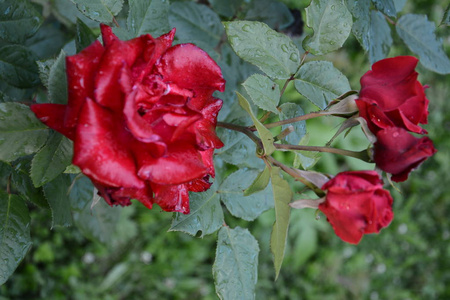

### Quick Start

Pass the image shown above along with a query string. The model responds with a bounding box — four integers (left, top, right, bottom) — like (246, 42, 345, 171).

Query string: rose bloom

(356, 56, 429, 135)
(319, 171, 394, 244)
(374, 127, 437, 182)
(31, 25, 226, 214)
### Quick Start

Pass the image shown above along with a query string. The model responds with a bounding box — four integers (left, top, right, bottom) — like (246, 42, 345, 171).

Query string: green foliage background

(1, 0, 449, 299)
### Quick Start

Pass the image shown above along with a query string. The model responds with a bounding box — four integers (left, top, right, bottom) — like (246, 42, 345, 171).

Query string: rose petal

(31, 104, 75, 140)
(155, 43, 225, 92)
(74, 98, 145, 189)
(137, 142, 207, 185)
(152, 183, 190, 214)
(100, 24, 118, 47)
(65, 40, 104, 129)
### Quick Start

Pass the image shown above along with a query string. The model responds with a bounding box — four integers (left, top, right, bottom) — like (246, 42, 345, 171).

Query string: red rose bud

(356, 56, 429, 135)
(31, 25, 226, 214)
(319, 171, 394, 244)
(374, 127, 437, 182)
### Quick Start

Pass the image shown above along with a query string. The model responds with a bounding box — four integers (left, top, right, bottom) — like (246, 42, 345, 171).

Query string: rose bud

(31, 24, 226, 214)
(318, 171, 394, 244)
(374, 127, 437, 182)
(356, 56, 429, 135)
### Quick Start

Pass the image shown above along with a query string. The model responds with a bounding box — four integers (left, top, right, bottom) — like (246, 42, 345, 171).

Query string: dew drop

(289, 53, 299, 62)
(242, 24, 251, 32)
(281, 44, 289, 53)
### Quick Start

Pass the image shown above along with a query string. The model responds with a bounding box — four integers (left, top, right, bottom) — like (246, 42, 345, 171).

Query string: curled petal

(137, 142, 207, 185)
(74, 98, 145, 189)
(152, 183, 190, 214)
(156, 43, 225, 92)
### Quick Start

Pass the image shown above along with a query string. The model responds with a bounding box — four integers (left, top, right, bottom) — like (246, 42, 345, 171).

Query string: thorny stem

(384, 15, 396, 26)
(7, 175, 11, 194)
(275, 143, 372, 162)
(259, 111, 323, 130)
(217, 122, 263, 150)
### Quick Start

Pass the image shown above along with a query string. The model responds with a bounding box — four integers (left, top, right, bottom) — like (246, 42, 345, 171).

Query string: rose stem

(266, 156, 325, 196)
(257, 111, 324, 130)
(274, 143, 372, 162)
(216, 122, 263, 149)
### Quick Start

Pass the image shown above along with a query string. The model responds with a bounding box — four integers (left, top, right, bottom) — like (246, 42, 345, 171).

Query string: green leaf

(25, 23, 67, 60)
(30, 132, 73, 187)
(169, 2, 223, 49)
(68, 174, 94, 211)
(270, 166, 292, 279)
(396, 14, 450, 74)
(294, 61, 351, 109)
(213, 226, 259, 300)
(128, 0, 170, 37)
(368, 10, 392, 63)
(372, 0, 397, 17)
(278, 103, 306, 145)
(442, 4, 450, 26)
(0, 0, 43, 43)
(219, 169, 273, 221)
(245, 0, 294, 30)
(215, 129, 264, 168)
(70, 0, 123, 24)
(10, 157, 48, 208)
(0, 45, 40, 89)
(224, 21, 300, 79)
(303, 0, 353, 56)
(170, 182, 223, 237)
(244, 166, 270, 196)
(0, 191, 32, 285)
(43, 174, 73, 227)
(237, 92, 276, 156)
(47, 51, 68, 104)
(75, 18, 98, 53)
(209, 0, 243, 18)
(242, 74, 280, 114)
(73, 198, 121, 244)
(0, 103, 48, 162)
(52, 0, 99, 27)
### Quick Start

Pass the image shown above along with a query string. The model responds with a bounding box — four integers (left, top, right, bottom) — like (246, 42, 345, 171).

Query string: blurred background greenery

(1, 0, 449, 299)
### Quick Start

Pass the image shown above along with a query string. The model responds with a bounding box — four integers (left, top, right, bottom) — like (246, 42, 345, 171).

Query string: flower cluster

(314, 57, 436, 244)
(31, 25, 225, 214)
(356, 56, 437, 182)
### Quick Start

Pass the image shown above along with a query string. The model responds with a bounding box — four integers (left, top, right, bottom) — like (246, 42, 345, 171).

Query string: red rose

(374, 127, 437, 182)
(356, 56, 429, 135)
(319, 171, 394, 244)
(31, 25, 226, 214)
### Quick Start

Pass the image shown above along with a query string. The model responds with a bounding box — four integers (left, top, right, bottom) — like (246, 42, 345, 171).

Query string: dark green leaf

(213, 226, 259, 300)
(245, 0, 294, 30)
(30, 132, 73, 187)
(368, 10, 392, 63)
(279, 103, 306, 145)
(68, 174, 94, 211)
(0, 0, 43, 43)
(294, 61, 351, 109)
(224, 21, 300, 79)
(215, 128, 264, 168)
(303, 0, 353, 55)
(209, 0, 243, 18)
(25, 24, 68, 60)
(219, 169, 273, 221)
(0, 45, 39, 88)
(0, 103, 48, 162)
(237, 92, 276, 155)
(52, 0, 99, 27)
(127, 0, 170, 37)
(70, 0, 123, 24)
(37, 59, 54, 88)
(43, 174, 73, 227)
(170, 182, 223, 237)
(242, 74, 280, 114)
(442, 4, 450, 26)
(396, 14, 450, 74)
(0, 191, 32, 285)
(75, 18, 98, 53)
(349, 0, 370, 51)
(47, 51, 68, 104)
(169, 2, 223, 49)
(11, 157, 48, 208)
(73, 198, 121, 244)
(372, 0, 397, 17)
(244, 166, 270, 196)
(270, 166, 292, 279)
